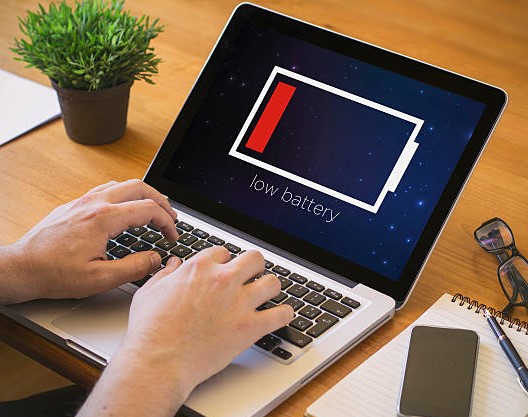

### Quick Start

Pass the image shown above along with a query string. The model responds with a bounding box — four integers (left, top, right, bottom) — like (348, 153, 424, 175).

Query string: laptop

(2, 3, 506, 417)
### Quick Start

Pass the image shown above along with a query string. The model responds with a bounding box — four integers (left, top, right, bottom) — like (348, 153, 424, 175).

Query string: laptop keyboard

(106, 220, 361, 363)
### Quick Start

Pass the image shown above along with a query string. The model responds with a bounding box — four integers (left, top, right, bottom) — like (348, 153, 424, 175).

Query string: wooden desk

(1, 0, 527, 415)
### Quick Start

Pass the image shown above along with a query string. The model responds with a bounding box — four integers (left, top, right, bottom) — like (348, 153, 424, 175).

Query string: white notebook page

(0, 69, 60, 146)
(306, 293, 528, 417)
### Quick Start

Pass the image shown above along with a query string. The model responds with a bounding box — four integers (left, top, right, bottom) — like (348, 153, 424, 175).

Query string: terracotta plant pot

(51, 80, 133, 145)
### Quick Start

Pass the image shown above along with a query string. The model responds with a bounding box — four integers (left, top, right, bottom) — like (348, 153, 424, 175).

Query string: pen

(484, 309, 528, 395)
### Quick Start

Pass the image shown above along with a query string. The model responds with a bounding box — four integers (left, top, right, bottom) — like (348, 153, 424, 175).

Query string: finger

(98, 179, 177, 220)
(142, 256, 182, 289)
(245, 274, 282, 309)
(254, 304, 295, 336)
(197, 245, 231, 264)
(103, 199, 178, 240)
(86, 180, 119, 195)
(90, 251, 162, 291)
(225, 250, 265, 284)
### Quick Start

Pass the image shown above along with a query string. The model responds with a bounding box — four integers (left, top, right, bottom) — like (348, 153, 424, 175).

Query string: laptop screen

(145, 4, 506, 304)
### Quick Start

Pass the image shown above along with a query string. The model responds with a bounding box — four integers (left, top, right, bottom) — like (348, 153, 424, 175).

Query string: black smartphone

(398, 325, 479, 417)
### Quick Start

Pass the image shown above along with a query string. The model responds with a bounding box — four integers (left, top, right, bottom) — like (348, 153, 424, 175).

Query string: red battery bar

(245, 81, 296, 153)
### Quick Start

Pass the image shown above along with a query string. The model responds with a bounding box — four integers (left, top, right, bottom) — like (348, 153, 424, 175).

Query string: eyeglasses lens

(476, 220, 514, 251)
(498, 256, 528, 303)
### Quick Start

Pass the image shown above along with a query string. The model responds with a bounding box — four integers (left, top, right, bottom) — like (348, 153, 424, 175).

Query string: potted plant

(11, 0, 163, 145)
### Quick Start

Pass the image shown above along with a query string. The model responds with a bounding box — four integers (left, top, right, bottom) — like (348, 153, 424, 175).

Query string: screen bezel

(144, 3, 507, 304)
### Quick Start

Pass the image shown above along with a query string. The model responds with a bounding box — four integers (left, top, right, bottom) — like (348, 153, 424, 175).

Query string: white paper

(306, 294, 528, 417)
(0, 69, 61, 146)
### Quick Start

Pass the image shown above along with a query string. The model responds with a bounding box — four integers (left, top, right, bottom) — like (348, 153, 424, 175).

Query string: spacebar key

(273, 326, 313, 348)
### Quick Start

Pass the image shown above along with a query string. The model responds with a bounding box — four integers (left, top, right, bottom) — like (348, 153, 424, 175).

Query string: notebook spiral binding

(451, 293, 528, 334)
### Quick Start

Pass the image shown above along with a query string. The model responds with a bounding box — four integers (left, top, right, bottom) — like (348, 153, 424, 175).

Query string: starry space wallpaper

(165, 21, 486, 281)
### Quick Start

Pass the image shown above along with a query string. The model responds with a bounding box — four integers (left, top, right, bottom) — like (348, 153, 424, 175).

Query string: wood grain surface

(0, 1, 527, 415)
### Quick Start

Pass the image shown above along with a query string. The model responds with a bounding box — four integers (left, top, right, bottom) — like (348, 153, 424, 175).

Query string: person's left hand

(2, 179, 178, 304)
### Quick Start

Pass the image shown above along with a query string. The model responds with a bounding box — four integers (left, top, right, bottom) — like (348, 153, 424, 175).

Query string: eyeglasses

(474, 217, 528, 317)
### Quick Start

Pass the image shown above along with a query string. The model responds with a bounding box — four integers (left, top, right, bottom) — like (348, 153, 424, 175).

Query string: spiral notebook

(306, 293, 528, 417)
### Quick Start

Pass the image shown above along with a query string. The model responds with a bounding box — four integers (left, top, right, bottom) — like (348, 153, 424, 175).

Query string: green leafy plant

(12, 0, 163, 91)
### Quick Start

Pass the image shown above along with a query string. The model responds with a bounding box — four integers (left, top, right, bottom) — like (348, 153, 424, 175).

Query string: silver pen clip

(517, 377, 528, 397)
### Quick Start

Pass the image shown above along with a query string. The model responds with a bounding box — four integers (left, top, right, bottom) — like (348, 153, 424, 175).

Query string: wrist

(0, 243, 36, 304)
(117, 334, 197, 398)
(77, 338, 195, 417)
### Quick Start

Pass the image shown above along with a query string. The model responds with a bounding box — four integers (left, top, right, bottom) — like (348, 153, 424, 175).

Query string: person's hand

(126, 248, 293, 389)
(77, 247, 294, 417)
(1, 179, 178, 304)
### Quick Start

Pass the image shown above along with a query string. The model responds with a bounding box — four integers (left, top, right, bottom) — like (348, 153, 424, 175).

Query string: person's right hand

(125, 247, 294, 396)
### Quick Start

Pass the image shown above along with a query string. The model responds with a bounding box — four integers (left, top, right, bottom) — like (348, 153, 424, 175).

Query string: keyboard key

(191, 240, 213, 252)
(141, 231, 162, 244)
(255, 334, 281, 351)
(306, 281, 325, 292)
(127, 226, 148, 237)
(304, 291, 326, 306)
(283, 297, 305, 311)
(306, 313, 339, 337)
(299, 305, 322, 319)
(289, 273, 308, 284)
(323, 289, 342, 300)
(176, 221, 194, 232)
(290, 316, 313, 331)
(176, 227, 184, 235)
(170, 245, 193, 258)
(341, 297, 361, 309)
(130, 241, 152, 252)
(321, 299, 352, 318)
(161, 255, 174, 266)
(156, 238, 178, 251)
(192, 228, 209, 239)
(272, 347, 292, 360)
(224, 243, 241, 253)
(278, 276, 293, 291)
(271, 292, 288, 303)
(185, 252, 197, 260)
(108, 245, 131, 259)
(271, 265, 291, 276)
(133, 275, 151, 287)
(207, 236, 225, 245)
(147, 223, 160, 232)
(286, 284, 309, 298)
(151, 247, 168, 260)
(318, 312, 339, 325)
(178, 233, 198, 246)
(106, 240, 116, 251)
(115, 233, 138, 247)
(273, 326, 312, 348)
(257, 301, 276, 311)
(264, 260, 274, 269)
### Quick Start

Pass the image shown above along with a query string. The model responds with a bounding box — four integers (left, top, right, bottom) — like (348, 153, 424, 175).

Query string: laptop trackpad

(52, 288, 132, 357)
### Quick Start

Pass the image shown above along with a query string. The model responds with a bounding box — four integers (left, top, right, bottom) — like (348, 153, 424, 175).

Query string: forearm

(77, 341, 193, 417)
(0, 243, 36, 305)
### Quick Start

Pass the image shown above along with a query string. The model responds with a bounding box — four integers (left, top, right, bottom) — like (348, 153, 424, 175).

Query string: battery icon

(229, 66, 423, 214)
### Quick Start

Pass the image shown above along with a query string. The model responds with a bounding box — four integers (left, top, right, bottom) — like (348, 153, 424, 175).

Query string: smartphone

(398, 325, 479, 417)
